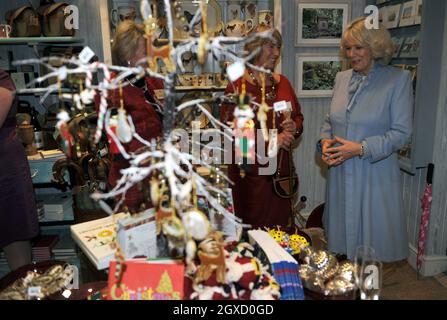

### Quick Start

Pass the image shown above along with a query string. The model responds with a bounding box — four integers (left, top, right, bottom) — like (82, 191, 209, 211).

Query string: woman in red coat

(221, 26, 304, 229)
(102, 20, 164, 212)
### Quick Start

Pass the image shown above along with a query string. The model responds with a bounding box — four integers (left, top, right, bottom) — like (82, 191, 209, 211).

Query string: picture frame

(414, 0, 423, 25)
(378, 6, 388, 26)
(391, 36, 405, 58)
(295, 54, 342, 98)
(295, 1, 351, 47)
(384, 4, 401, 29)
(399, 0, 417, 27)
(399, 32, 420, 58)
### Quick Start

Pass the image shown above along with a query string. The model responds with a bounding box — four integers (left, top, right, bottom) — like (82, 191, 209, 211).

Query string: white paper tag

(28, 286, 42, 298)
(227, 61, 245, 82)
(268, 129, 278, 157)
(273, 100, 289, 112)
(99, 181, 107, 191)
(99, 147, 108, 157)
(58, 66, 68, 81)
(79, 46, 95, 64)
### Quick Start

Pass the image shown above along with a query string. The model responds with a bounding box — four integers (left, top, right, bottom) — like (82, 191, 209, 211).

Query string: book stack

(39, 149, 64, 159)
(0, 251, 9, 278)
(52, 231, 77, 262)
(70, 212, 129, 270)
(32, 235, 60, 262)
(248, 230, 305, 300)
(36, 192, 74, 222)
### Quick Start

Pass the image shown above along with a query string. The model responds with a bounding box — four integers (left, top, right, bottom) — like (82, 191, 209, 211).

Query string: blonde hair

(340, 17, 394, 65)
(112, 20, 145, 66)
(244, 25, 282, 64)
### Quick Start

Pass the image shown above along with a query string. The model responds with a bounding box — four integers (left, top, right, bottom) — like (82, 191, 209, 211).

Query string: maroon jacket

(95, 76, 164, 212)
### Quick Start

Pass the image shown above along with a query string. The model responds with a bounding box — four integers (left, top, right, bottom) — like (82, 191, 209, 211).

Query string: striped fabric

(271, 261, 304, 300)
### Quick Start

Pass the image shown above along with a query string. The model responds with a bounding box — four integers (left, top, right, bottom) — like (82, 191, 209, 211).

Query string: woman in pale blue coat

(318, 17, 413, 262)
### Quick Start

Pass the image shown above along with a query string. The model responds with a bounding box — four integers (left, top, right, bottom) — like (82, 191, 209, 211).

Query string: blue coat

(319, 62, 413, 262)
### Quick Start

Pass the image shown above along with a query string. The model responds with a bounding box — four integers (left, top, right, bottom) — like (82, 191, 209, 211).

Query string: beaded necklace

(247, 68, 277, 101)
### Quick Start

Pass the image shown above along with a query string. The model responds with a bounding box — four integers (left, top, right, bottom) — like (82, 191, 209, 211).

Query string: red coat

(221, 74, 304, 229)
(96, 76, 164, 212)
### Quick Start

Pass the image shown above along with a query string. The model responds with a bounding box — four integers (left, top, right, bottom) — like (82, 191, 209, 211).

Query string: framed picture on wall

(384, 4, 401, 29)
(378, 6, 388, 26)
(295, 54, 342, 98)
(414, 0, 423, 25)
(399, 0, 417, 27)
(295, 1, 351, 46)
(399, 32, 420, 58)
(391, 36, 405, 58)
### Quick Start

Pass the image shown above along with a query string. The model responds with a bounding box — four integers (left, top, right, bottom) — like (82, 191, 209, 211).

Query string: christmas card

(107, 259, 184, 300)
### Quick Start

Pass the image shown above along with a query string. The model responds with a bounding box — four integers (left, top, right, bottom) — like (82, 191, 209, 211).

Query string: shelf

(39, 220, 75, 227)
(33, 182, 69, 192)
(17, 88, 78, 96)
(0, 37, 84, 45)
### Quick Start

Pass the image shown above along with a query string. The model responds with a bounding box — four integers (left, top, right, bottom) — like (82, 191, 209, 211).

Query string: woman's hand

(321, 138, 337, 166)
(280, 118, 297, 134)
(278, 131, 295, 150)
(324, 136, 362, 166)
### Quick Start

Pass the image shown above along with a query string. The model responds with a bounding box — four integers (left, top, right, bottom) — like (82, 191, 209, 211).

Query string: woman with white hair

(318, 17, 414, 261)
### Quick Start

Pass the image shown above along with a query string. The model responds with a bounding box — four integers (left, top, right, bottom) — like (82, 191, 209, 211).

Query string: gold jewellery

(248, 68, 277, 101)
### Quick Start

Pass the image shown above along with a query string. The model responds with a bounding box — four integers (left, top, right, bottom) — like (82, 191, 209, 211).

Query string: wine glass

(354, 245, 376, 295)
(359, 258, 383, 300)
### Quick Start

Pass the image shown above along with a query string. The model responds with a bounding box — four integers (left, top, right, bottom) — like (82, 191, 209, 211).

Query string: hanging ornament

(233, 83, 256, 163)
(185, 238, 197, 265)
(116, 83, 133, 143)
(142, 1, 175, 72)
(257, 72, 270, 141)
(56, 82, 74, 157)
(182, 176, 211, 241)
(162, 215, 186, 251)
(156, 191, 175, 235)
(150, 175, 161, 207)
(197, 0, 209, 65)
(267, 129, 278, 158)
